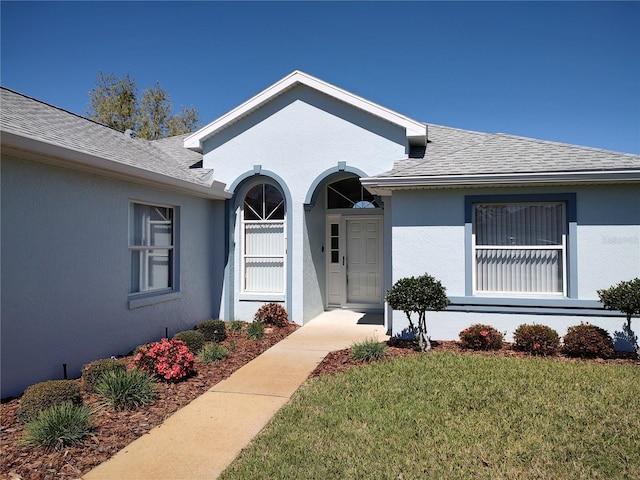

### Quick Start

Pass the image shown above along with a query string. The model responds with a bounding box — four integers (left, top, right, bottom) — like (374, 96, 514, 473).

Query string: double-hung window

(129, 202, 174, 293)
(472, 202, 567, 295)
(242, 184, 286, 293)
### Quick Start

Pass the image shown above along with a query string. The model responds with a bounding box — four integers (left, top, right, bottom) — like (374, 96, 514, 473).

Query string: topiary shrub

(459, 324, 504, 351)
(173, 330, 205, 354)
(562, 324, 615, 358)
(350, 338, 387, 362)
(198, 319, 227, 343)
(20, 402, 92, 450)
(255, 303, 289, 327)
(198, 343, 230, 364)
(131, 338, 195, 382)
(513, 324, 560, 356)
(95, 369, 158, 411)
(598, 278, 640, 358)
(246, 321, 265, 340)
(18, 380, 83, 423)
(81, 358, 126, 393)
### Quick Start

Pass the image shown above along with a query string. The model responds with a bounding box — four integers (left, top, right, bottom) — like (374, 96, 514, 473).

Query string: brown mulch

(2, 331, 638, 480)
(0, 324, 297, 480)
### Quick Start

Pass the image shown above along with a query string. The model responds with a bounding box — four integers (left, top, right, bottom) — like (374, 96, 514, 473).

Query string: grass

(350, 337, 387, 361)
(198, 343, 230, 363)
(20, 402, 92, 450)
(220, 352, 640, 479)
(95, 369, 158, 411)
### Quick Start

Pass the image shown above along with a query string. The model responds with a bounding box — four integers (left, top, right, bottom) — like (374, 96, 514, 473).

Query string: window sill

(128, 291, 181, 309)
(447, 295, 615, 316)
(239, 293, 285, 302)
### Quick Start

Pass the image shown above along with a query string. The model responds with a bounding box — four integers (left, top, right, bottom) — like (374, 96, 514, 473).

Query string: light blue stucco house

(2, 71, 639, 397)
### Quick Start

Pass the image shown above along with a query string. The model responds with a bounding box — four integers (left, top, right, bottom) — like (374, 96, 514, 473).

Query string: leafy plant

(459, 324, 504, 351)
(81, 358, 126, 393)
(386, 273, 450, 352)
(198, 319, 227, 343)
(246, 321, 265, 340)
(228, 320, 244, 332)
(198, 343, 230, 364)
(95, 369, 158, 410)
(18, 380, 83, 423)
(255, 303, 289, 327)
(563, 324, 615, 358)
(350, 338, 387, 362)
(513, 324, 560, 356)
(20, 402, 92, 450)
(598, 278, 640, 358)
(131, 338, 195, 382)
(173, 330, 205, 354)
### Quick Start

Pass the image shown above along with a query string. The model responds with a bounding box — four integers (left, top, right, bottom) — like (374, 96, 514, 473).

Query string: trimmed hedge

(18, 380, 83, 423)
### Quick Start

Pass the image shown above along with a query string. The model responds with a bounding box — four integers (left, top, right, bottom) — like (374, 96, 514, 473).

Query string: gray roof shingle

(0, 87, 210, 186)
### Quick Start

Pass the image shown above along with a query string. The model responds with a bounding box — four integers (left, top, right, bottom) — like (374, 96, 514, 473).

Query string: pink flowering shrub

(513, 323, 560, 356)
(459, 324, 504, 351)
(131, 338, 194, 382)
(255, 303, 289, 328)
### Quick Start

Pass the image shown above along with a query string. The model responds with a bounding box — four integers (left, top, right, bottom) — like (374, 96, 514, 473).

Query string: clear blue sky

(2, 1, 639, 153)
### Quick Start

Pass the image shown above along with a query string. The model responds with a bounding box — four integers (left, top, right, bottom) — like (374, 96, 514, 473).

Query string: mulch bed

(2, 331, 638, 480)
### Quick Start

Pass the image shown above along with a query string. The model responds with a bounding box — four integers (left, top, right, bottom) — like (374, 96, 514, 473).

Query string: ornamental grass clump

(562, 324, 615, 358)
(198, 343, 230, 364)
(513, 323, 560, 356)
(95, 369, 158, 410)
(131, 338, 195, 382)
(81, 358, 126, 393)
(255, 303, 289, 327)
(18, 380, 83, 423)
(350, 338, 387, 362)
(20, 402, 92, 450)
(173, 330, 205, 354)
(459, 324, 504, 351)
(228, 320, 244, 332)
(198, 319, 227, 343)
(246, 321, 265, 340)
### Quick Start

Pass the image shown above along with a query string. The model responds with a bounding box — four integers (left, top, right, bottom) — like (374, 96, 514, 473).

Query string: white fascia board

(184, 70, 427, 152)
(361, 170, 640, 194)
(1, 131, 232, 200)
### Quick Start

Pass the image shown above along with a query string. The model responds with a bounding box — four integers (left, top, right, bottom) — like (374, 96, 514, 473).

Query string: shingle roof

(382, 124, 640, 178)
(0, 87, 211, 187)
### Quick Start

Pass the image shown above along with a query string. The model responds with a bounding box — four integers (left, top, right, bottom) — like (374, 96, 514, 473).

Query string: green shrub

(173, 330, 206, 354)
(20, 402, 92, 450)
(563, 324, 615, 358)
(350, 338, 387, 361)
(513, 324, 560, 356)
(459, 324, 504, 351)
(246, 321, 265, 340)
(255, 303, 289, 327)
(81, 358, 126, 393)
(95, 369, 157, 410)
(228, 320, 244, 332)
(198, 319, 227, 343)
(199, 343, 230, 364)
(18, 380, 83, 423)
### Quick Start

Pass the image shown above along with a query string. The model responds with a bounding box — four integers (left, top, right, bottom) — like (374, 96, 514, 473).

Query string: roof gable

(184, 70, 427, 152)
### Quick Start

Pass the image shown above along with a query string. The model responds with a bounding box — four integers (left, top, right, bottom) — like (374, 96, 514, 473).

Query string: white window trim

(472, 201, 567, 297)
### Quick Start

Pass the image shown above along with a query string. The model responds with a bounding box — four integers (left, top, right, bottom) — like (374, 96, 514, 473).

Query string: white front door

(326, 215, 382, 308)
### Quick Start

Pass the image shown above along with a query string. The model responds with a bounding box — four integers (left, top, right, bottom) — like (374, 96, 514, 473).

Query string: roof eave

(361, 170, 640, 195)
(1, 130, 232, 200)
(183, 70, 427, 152)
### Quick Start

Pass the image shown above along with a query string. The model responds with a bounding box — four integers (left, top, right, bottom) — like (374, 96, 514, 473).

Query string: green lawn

(220, 352, 640, 480)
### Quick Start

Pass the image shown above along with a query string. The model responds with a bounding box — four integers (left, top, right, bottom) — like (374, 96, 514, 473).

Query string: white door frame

(325, 213, 383, 309)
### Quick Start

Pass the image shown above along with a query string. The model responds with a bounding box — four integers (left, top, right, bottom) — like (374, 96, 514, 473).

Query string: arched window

(327, 177, 379, 209)
(242, 183, 286, 293)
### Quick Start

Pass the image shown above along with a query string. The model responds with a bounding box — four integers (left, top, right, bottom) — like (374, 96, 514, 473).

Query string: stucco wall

(202, 84, 406, 324)
(1, 157, 226, 398)
(388, 184, 640, 344)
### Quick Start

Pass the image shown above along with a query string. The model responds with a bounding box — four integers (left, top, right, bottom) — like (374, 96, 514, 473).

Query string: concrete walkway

(81, 310, 387, 480)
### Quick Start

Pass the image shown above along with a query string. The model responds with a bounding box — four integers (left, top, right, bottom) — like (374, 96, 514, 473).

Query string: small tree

(598, 278, 640, 358)
(386, 273, 450, 352)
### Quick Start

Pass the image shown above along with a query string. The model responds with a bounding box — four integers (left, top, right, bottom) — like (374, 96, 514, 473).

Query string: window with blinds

(473, 202, 566, 295)
(242, 184, 286, 293)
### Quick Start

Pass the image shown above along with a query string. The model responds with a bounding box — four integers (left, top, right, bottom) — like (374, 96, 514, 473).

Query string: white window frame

(129, 201, 175, 295)
(241, 183, 286, 295)
(472, 201, 567, 296)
